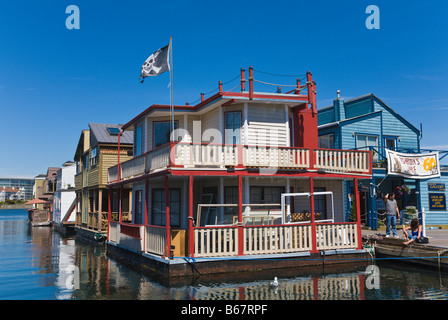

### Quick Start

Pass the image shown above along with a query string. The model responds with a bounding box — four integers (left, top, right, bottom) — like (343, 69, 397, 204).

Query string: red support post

(354, 177, 363, 249)
(235, 144, 244, 168)
(164, 175, 171, 258)
(295, 78, 301, 95)
(144, 179, 149, 226)
(107, 188, 111, 241)
(309, 177, 318, 253)
(117, 130, 122, 181)
(248, 66, 254, 100)
(237, 174, 244, 256)
(240, 68, 246, 92)
(188, 175, 194, 257)
(119, 186, 123, 223)
(306, 71, 317, 114)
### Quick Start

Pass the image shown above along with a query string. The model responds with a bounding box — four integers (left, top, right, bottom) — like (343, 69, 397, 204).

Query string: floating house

(318, 93, 448, 229)
(74, 124, 133, 243)
(53, 161, 77, 235)
(106, 67, 372, 277)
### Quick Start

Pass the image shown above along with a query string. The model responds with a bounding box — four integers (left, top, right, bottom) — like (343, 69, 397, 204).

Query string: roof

(318, 93, 420, 135)
(89, 123, 133, 145)
(46, 167, 60, 180)
(0, 187, 21, 193)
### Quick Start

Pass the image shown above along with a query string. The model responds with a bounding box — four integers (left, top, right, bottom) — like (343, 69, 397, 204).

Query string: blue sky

(1, 1, 447, 178)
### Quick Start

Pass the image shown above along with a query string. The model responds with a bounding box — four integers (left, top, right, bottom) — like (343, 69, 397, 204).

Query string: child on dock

(403, 218, 423, 245)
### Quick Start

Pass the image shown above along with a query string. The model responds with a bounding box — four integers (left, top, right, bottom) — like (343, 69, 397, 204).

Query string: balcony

(108, 142, 372, 183)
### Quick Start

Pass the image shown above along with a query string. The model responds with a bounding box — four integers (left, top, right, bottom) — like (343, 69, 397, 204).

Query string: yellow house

(74, 123, 133, 242)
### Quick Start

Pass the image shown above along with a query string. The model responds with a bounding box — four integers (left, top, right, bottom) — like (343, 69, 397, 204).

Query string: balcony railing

(108, 142, 372, 183)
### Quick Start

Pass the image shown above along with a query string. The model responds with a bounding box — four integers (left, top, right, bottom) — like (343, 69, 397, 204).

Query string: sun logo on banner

(423, 157, 437, 172)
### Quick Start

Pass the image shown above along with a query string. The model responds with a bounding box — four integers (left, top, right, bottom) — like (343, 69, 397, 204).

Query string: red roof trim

(121, 91, 309, 130)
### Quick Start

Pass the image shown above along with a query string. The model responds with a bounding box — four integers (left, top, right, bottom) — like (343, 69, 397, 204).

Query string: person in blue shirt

(403, 218, 423, 245)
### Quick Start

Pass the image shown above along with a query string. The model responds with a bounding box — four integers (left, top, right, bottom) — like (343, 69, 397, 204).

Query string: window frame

(224, 111, 242, 145)
(153, 120, 179, 149)
(151, 188, 181, 227)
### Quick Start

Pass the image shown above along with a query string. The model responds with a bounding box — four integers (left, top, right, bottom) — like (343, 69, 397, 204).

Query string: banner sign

(385, 149, 440, 179)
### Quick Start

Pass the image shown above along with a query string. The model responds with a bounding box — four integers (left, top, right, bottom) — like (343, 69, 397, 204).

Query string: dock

(362, 228, 448, 270)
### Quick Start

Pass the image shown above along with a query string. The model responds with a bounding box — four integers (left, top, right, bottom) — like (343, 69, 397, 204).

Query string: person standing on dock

(384, 192, 401, 238)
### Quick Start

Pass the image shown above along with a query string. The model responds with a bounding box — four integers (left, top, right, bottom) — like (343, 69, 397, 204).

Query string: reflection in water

(1, 209, 448, 300)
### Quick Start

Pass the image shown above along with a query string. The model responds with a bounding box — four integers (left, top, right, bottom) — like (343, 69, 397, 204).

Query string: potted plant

(404, 206, 417, 220)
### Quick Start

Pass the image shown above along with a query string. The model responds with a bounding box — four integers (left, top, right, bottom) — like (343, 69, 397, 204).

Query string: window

(153, 121, 178, 149)
(314, 187, 327, 220)
(82, 153, 89, 171)
(91, 147, 98, 167)
(134, 190, 143, 225)
(151, 189, 180, 227)
(356, 134, 378, 160)
(225, 186, 239, 216)
(107, 127, 121, 135)
(385, 137, 397, 150)
(134, 125, 142, 157)
(318, 134, 334, 149)
(250, 186, 284, 208)
(225, 112, 241, 144)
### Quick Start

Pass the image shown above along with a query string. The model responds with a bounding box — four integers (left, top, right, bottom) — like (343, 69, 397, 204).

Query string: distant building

(0, 187, 25, 202)
(53, 161, 77, 235)
(0, 178, 34, 200)
(32, 174, 47, 209)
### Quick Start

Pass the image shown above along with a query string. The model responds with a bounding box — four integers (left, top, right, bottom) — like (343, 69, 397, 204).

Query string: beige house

(74, 123, 133, 242)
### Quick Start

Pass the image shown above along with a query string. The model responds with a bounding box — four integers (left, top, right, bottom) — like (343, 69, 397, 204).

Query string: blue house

(318, 92, 448, 229)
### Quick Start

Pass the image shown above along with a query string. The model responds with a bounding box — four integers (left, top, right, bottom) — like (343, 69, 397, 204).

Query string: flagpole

(170, 36, 174, 142)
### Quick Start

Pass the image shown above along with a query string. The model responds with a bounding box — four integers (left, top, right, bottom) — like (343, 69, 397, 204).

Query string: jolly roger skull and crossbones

(142, 49, 163, 75)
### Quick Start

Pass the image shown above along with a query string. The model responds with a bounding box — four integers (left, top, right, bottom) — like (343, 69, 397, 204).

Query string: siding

(317, 107, 335, 126)
(345, 99, 372, 119)
(201, 107, 221, 143)
(372, 100, 419, 151)
(247, 103, 288, 146)
(420, 174, 448, 225)
(100, 149, 133, 186)
(340, 114, 382, 150)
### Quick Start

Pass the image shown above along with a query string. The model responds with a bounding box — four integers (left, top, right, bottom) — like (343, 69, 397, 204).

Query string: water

(1, 209, 448, 300)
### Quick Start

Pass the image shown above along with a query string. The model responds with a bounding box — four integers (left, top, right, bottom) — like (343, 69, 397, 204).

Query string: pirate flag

(139, 44, 170, 83)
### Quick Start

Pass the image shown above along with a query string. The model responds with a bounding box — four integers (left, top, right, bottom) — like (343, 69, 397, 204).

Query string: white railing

(146, 143, 171, 172)
(121, 155, 145, 180)
(244, 146, 309, 168)
(314, 149, 370, 173)
(145, 225, 166, 256)
(109, 221, 120, 243)
(108, 144, 372, 184)
(244, 224, 312, 255)
(174, 143, 238, 167)
(194, 227, 239, 258)
(315, 223, 358, 250)
(108, 166, 118, 183)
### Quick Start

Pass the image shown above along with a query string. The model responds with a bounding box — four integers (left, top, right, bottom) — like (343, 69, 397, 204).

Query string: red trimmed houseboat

(106, 67, 372, 277)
